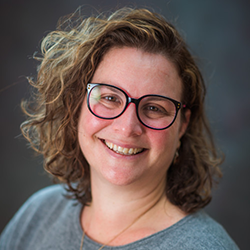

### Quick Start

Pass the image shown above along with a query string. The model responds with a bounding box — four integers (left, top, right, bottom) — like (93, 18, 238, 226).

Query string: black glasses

(87, 83, 185, 130)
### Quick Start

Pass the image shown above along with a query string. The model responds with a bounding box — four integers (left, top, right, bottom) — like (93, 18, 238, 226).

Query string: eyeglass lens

(88, 84, 178, 130)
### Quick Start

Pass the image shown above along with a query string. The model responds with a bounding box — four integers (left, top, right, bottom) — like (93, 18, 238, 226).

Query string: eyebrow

(143, 95, 171, 101)
(101, 85, 124, 95)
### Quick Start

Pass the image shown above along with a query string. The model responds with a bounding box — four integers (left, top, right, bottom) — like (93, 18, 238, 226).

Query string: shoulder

(0, 185, 82, 250)
(160, 210, 239, 250)
(10, 185, 70, 219)
(22, 184, 68, 208)
(25, 184, 66, 203)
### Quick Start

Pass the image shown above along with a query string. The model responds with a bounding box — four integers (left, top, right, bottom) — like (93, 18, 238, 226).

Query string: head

(21, 7, 222, 213)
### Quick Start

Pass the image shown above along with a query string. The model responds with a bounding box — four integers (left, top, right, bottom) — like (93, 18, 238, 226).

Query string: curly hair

(21, 7, 222, 213)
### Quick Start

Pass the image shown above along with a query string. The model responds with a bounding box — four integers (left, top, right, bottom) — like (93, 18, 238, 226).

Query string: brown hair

(21, 7, 222, 213)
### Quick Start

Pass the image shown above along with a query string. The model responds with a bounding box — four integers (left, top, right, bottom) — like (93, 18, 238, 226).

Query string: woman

(0, 7, 239, 249)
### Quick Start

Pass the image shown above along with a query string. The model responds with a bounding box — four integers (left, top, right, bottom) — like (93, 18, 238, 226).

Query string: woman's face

(78, 47, 189, 188)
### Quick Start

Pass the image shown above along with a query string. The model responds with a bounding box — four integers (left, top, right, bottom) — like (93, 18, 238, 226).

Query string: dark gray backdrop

(0, 0, 249, 249)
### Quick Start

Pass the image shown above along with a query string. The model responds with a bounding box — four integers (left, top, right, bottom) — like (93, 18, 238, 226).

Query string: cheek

(78, 101, 96, 152)
(147, 124, 181, 167)
(154, 135, 176, 159)
(78, 100, 111, 151)
(78, 99, 103, 135)
(149, 125, 180, 149)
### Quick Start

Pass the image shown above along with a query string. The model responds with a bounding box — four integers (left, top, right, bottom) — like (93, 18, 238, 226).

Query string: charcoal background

(0, 0, 249, 249)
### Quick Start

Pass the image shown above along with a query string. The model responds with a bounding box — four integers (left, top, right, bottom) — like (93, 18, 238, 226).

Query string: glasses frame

(87, 83, 185, 130)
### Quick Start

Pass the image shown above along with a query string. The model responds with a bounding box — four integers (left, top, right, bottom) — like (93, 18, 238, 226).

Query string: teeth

(104, 140, 143, 155)
(123, 148, 128, 154)
(128, 148, 134, 154)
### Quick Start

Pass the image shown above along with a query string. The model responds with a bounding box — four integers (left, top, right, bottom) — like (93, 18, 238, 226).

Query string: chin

(100, 165, 143, 186)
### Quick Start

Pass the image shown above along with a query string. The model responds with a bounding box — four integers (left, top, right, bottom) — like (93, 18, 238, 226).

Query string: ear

(178, 109, 191, 139)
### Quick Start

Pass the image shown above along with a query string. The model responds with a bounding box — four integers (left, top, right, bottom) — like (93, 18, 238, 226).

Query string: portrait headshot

(0, 0, 249, 249)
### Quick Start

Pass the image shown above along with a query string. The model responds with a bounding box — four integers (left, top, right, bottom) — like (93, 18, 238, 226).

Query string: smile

(103, 140, 144, 155)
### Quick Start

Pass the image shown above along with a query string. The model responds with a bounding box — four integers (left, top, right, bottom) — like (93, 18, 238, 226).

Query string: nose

(111, 103, 144, 136)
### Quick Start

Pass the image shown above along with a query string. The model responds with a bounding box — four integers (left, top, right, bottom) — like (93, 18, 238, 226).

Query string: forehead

(92, 47, 183, 100)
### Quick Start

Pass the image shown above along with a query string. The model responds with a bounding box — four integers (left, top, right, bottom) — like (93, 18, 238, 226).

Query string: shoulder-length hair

(21, 7, 222, 213)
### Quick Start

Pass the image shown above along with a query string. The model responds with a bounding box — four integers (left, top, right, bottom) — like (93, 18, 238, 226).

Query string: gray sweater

(0, 185, 239, 250)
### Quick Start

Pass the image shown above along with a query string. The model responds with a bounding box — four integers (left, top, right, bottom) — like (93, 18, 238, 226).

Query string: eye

(102, 95, 120, 103)
(99, 94, 124, 109)
(142, 104, 169, 118)
(101, 94, 122, 105)
(145, 106, 162, 112)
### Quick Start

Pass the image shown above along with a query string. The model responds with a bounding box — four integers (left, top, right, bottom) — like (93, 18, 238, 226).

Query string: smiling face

(78, 47, 189, 189)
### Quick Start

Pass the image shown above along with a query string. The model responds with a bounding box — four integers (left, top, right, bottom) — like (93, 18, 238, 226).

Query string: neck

(80, 172, 186, 246)
(89, 167, 166, 216)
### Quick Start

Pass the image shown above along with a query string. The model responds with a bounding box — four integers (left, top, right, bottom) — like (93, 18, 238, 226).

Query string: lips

(103, 140, 144, 155)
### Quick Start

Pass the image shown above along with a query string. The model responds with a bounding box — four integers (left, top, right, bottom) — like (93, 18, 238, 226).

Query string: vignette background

(0, 0, 249, 249)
